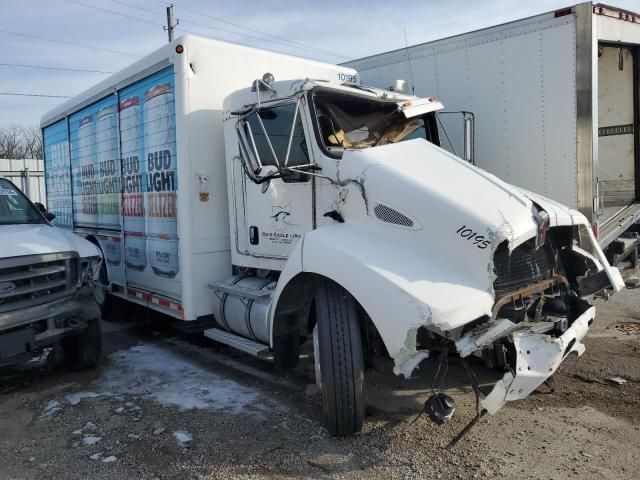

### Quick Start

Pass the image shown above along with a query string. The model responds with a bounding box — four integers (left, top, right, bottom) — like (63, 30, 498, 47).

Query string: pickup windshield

(312, 89, 439, 158)
(0, 179, 45, 225)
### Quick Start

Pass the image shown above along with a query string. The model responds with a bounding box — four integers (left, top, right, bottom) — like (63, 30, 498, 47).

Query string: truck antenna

(403, 27, 415, 95)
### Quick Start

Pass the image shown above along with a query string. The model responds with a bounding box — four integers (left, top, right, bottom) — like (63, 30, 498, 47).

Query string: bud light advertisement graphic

(120, 95, 146, 272)
(43, 66, 179, 300)
(69, 95, 121, 230)
(43, 119, 73, 228)
(119, 67, 180, 296)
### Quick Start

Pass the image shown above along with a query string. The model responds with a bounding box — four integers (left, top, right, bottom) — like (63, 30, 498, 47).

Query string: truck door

(596, 45, 639, 241)
(235, 100, 313, 259)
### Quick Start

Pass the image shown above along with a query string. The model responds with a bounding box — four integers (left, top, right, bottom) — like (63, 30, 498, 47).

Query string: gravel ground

(1, 274, 639, 480)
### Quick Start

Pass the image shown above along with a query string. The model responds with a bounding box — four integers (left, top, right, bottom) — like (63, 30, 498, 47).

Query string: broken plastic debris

(455, 319, 517, 357)
(608, 376, 627, 385)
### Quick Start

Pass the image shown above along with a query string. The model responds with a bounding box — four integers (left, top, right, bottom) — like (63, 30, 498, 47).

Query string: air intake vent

(374, 203, 414, 227)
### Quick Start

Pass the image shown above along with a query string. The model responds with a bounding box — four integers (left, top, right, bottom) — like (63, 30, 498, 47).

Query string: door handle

(249, 226, 259, 245)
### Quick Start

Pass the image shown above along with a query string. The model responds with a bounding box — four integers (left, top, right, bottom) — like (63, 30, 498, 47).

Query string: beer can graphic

(144, 82, 178, 278)
(120, 96, 147, 271)
(102, 236, 122, 266)
(96, 105, 120, 230)
(125, 233, 147, 271)
(77, 114, 97, 226)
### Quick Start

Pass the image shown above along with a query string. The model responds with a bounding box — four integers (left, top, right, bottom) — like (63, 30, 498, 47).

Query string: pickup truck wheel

(94, 261, 128, 321)
(314, 279, 365, 436)
(62, 318, 102, 370)
(93, 258, 113, 319)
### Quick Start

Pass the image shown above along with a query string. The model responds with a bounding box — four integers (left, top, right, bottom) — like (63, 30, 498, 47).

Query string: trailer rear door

(596, 44, 640, 246)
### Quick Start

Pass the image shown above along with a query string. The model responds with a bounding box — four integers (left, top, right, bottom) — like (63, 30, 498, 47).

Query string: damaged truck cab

(216, 76, 623, 435)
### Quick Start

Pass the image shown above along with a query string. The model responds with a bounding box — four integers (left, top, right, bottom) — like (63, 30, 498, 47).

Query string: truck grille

(0, 253, 79, 314)
(493, 238, 556, 296)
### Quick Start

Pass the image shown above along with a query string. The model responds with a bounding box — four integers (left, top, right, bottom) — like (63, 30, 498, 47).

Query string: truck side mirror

(35, 202, 56, 221)
(236, 119, 279, 184)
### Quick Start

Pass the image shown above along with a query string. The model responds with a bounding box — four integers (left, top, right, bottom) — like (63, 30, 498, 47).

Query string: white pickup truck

(0, 178, 102, 369)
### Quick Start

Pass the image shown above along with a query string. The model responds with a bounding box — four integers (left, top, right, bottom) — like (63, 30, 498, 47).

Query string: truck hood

(335, 139, 621, 327)
(340, 138, 603, 245)
(339, 139, 538, 280)
(0, 224, 100, 259)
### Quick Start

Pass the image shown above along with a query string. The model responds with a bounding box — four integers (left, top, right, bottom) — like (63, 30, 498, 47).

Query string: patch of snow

(127, 434, 140, 440)
(124, 401, 141, 411)
(83, 344, 281, 414)
(152, 427, 165, 435)
(173, 430, 192, 445)
(82, 436, 102, 446)
(115, 407, 124, 414)
(72, 429, 83, 435)
(89, 453, 103, 461)
(65, 392, 107, 405)
(41, 400, 62, 417)
(102, 456, 117, 463)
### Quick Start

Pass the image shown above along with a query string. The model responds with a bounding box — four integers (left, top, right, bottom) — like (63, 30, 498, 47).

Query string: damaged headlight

(80, 256, 101, 288)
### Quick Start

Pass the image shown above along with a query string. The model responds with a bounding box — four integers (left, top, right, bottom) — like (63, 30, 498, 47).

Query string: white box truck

(41, 35, 623, 436)
(346, 2, 640, 261)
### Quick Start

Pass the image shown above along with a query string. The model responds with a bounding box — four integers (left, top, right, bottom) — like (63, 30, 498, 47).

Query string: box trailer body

(41, 35, 623, 437)
(41, 35, 356, 321)
(345, 2, 640, 251)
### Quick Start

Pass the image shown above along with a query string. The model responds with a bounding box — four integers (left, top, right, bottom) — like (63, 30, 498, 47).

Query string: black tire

(93, 253, 114, 320)
(314, 278, 365, 436)
(62, 318, 102, 370)
(94, 260, 129, 321)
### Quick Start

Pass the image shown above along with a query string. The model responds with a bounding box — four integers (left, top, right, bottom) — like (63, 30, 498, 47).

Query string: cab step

(207, 281, 272, 300)
(204, 327, 272, 359)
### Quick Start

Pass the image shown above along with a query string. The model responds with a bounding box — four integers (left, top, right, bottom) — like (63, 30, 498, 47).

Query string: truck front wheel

(314, 279, 365, 436)
(62, 318, 102, 370)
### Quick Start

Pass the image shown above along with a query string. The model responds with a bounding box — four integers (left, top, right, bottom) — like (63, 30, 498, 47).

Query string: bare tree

(0, 124, 44, 159)
(22, 125, 44, 159)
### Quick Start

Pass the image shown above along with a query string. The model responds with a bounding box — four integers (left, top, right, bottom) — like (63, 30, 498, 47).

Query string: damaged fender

(269, 220, 500, 377)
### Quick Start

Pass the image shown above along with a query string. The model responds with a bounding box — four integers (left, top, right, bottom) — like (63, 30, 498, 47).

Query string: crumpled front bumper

(0, 288, 100, 367)
(481, 305, 595, 414)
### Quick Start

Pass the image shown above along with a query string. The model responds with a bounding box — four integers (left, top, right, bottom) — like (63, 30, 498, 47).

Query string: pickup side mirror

(35, 202, 56, 221)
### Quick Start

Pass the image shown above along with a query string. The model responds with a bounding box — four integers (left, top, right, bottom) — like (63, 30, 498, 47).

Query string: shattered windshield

(0, 179, 45, 225)
(312, 90, 438, 157)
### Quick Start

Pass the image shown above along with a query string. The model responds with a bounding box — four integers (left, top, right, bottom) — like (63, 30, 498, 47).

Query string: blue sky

(1, 0, 638, 127)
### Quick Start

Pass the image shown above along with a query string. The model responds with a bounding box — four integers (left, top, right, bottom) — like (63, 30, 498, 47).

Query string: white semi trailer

(42, 35, 623, 436)
(346, 2, 640, 261)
